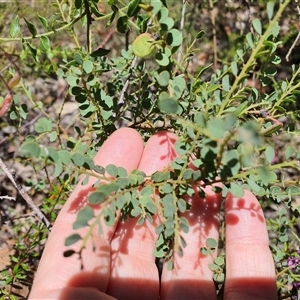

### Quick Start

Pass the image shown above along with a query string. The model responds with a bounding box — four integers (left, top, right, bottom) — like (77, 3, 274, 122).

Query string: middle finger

(161, 185, 222, 300)
(106, 131, 178, 299)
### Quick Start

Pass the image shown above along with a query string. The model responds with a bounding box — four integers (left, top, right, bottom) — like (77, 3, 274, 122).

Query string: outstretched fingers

(29, 128, 144, 300)
(224, 190, 277, 300)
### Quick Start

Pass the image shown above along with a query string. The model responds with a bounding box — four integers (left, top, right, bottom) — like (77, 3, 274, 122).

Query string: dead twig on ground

(0, 158, 52, 231)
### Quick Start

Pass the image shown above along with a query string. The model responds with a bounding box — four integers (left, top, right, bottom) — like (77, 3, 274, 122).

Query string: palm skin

(29, 128, 277, 300)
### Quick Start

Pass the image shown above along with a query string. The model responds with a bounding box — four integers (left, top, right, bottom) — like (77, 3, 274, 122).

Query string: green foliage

(0, 0, 300, 299)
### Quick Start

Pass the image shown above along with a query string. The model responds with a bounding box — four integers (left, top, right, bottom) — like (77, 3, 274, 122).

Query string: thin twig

(116, 56, 137, 128)
(177, 0, 187, 63)
(286, 1, 300, 61)
(83, 0, 93, 53)
(209, 0, 218, 70)
(0, 195, 16, 201)
(118, 56, 138, 105)
(286, 31, 300, 62)
(0, 158, 52, 231)
(0, 13, 86, 42)
(98, 29, 117, 48)
(116, 56, 138, 128)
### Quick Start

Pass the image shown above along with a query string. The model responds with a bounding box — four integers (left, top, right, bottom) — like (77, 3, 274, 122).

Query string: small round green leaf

(208, 263, 219, 271)
(83, 60, 93, 74)
(141, 185, 153, 197)
(24, 18, 37, 37)
(177, 198, 187, 213)
(179, 217, 189, 233)
(145, 202, 157, 215)
(35, 117, 52, 133)
(175, 140, 190, 155)
(38, 14, 48, 29)
(47, 147, 59, 162)
(91, 48, 110, 57)
(270, 55, 281, 65)
(67, 75, 78, 87)
(157, 70, 170, 87)
(9, 15, 21, 37)
(214, 272, 225, 283)
(158, 92, 179, 114)
(63, 250, 76, 257)
(73, 206, 94, 229)
(71, 152, 86, 167)
(214, 256, 225, 266)
(200, 247, 209, 255)
(222, 74, 230, 92)
(152, 171, 167, 183)
(117, 15, 129, 34)
(206, 238, 217, 248)
(75, 0, 83, 9)
(106, 164, 118, 177)
(263, 66, 277, 77)
(285, 145, 294, 160)
(252, 18, 262, 35)
(170, 75, 186, 99)
(258, 167, 277, 186)
(131, 206, 142, 217)
(231, 61, 238, 76)
(159, 183, 173, 194)
(58, 150, 71, 165)
(127, 0, 140, 17)
(166, 29, 182, 47)
(88, 191, 108, 205)
(53, 160, 63, 177)
(161, 17, 174, 31)
(196, 30, 205, 39)
(65, 233, 81, 246)
(230, 182, 244, 197)
(182, 168, 193, 180)
(267, 1, 275, 19)
(207, 118, 226, 139)
(265, 146, 275, 164)
(20, 142, 41, 157)
(247, 176, 261, 193)
(84, 157, 95, 170)
(49, 131, 57, 142)
(40, 36, 50, 52)
(117, 166, 128, 177)
(155, 52, 169, 66)
(246, 32, 254, 48)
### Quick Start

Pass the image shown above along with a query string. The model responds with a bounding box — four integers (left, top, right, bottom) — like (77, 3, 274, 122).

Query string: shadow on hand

(59, 272, 221, 300)
(58, 272, 278, 300)
(59, 272, 159, 300)
(225, 277, 278, 300)
(225, 193, 265, 225)
(157, 131, 178, 161)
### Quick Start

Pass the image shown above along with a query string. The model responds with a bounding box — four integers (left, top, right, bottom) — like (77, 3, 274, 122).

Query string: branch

(0, 195, 16, 201)
(0, 158, 52, 231)
(209, 0, 218, 70)
(286, 2, 300, 61)
(177, 0, 187, 63)
(83, 0, 93, 53)
(0, 13, 86, 42)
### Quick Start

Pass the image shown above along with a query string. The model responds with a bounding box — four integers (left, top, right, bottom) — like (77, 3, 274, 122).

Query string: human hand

(29, 128, 277, 300)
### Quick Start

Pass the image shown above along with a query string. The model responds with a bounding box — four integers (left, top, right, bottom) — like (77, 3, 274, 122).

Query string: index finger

(29, 128, 144, 298)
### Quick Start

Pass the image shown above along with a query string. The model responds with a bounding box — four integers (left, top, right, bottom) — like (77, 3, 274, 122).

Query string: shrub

(0, 0, 299, 299)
